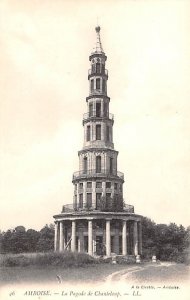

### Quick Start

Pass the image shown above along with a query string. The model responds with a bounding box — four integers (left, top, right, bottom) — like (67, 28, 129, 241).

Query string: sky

(0, 0, 190, 231)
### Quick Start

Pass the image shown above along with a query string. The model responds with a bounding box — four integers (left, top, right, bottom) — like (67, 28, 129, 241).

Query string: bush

(1, 254, 31, 267)
(0, 251, 97, 268)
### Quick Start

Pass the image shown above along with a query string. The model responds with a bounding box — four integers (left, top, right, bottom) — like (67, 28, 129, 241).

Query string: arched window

(79, 194, 83, 208)
(87, 193, 92, 208)
(96, 78, 100, 89)
(83, 157, 87, 174)
(96, 102, 101, 117)
(102, 79, 106, 92)
(96, 63, 100, 73)
(92, 64, 95, 74)
(96, 156, 101, 173)
(87, 125, 90, 141)
(103, 102, 108, 117)
(90, 79, 94, 92)
(96, 124, 101, 140)
(96, 193, 102, 209)
(110, 157, 113, 174)
(89, 103, 93, 117)
(106, 126, 110, 141)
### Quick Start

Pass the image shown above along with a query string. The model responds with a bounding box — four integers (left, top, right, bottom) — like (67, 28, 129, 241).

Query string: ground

(1, 261, 189, 286)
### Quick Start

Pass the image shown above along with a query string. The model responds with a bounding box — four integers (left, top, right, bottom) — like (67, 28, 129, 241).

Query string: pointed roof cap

(92, 26, 104, 54)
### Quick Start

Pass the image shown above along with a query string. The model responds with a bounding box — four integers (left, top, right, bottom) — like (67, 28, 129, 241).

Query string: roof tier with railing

(83, 110, 114, 125)
(72, 169, 124, 182)
(88, 69, 108, 79)
(61, 202, 134, 214)
(88, 89, 107, 97)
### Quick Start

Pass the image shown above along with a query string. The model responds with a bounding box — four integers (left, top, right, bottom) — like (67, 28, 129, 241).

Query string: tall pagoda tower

(53, 27, 142, 258)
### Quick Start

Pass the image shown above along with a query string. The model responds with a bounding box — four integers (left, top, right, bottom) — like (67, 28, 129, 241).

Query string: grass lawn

(1, 263, 189, 286)
(1, 251, 189, 287)
(0, 263, 130, 286)
(126, 263, 190, 283)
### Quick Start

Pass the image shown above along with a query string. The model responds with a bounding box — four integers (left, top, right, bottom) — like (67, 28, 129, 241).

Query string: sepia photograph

(0, 0, 190, 299)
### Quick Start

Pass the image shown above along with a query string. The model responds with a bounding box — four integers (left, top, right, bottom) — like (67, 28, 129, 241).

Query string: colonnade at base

(54, 217, 142, 257)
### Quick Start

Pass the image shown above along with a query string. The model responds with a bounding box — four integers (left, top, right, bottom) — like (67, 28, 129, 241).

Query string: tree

(155, 223, 188, 262)
(1, 227, 28, 253)
(0, 231, 3, 253)
(1, 230, 13, 253)
(184, 226, 190, 248)
(98, 196, 106, 211)
(11, 226, 29, 253)
(98, 194, 124, 212)
(141, 217, 157, 258)
(0, 226, 40, 254)
(15, 226, 25, 233)
(112, 194, 125, 212)
(36, 224, 54, 252)
(26, 229, 40, 252)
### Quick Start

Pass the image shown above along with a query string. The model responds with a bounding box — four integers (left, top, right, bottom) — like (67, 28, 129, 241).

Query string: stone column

(122, 220, 127, 256)
(138, 222, 142, 255)
(102, 181, 106, 196)
(92, 181, 96, 209)
(83, 181, 87, 208)
(88, 220, 93, 256)
(113, 226, 120, 254)
(106, 219, 111, 256)
(54, 222, 58, 251)
(133, 221, 138, 256)
(78, 226, 84, 252)
(101, 121, 104, 140)
(59, 221, 64, 252)
(93, 231, 96, 254)
(71, 220, 76, 252)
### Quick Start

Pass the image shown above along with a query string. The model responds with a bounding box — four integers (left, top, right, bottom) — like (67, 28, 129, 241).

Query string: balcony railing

(124, 204, 135, 213)
(72, 169, 124, 181)
(88, 69, 108, 77)
(83, 110, 114, 121)
(89, 89, 106, 96)
(62, 202, 134, 213)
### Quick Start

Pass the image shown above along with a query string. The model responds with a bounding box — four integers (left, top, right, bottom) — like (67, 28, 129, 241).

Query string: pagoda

(53, 26, 142, 257)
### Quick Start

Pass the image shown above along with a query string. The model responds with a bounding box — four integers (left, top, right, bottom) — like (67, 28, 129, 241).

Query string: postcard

(0, 1, 189, 300)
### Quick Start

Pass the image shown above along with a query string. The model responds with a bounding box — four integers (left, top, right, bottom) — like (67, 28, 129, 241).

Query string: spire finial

(93, 24, 104, 54)
(95, 25, 101, 33)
